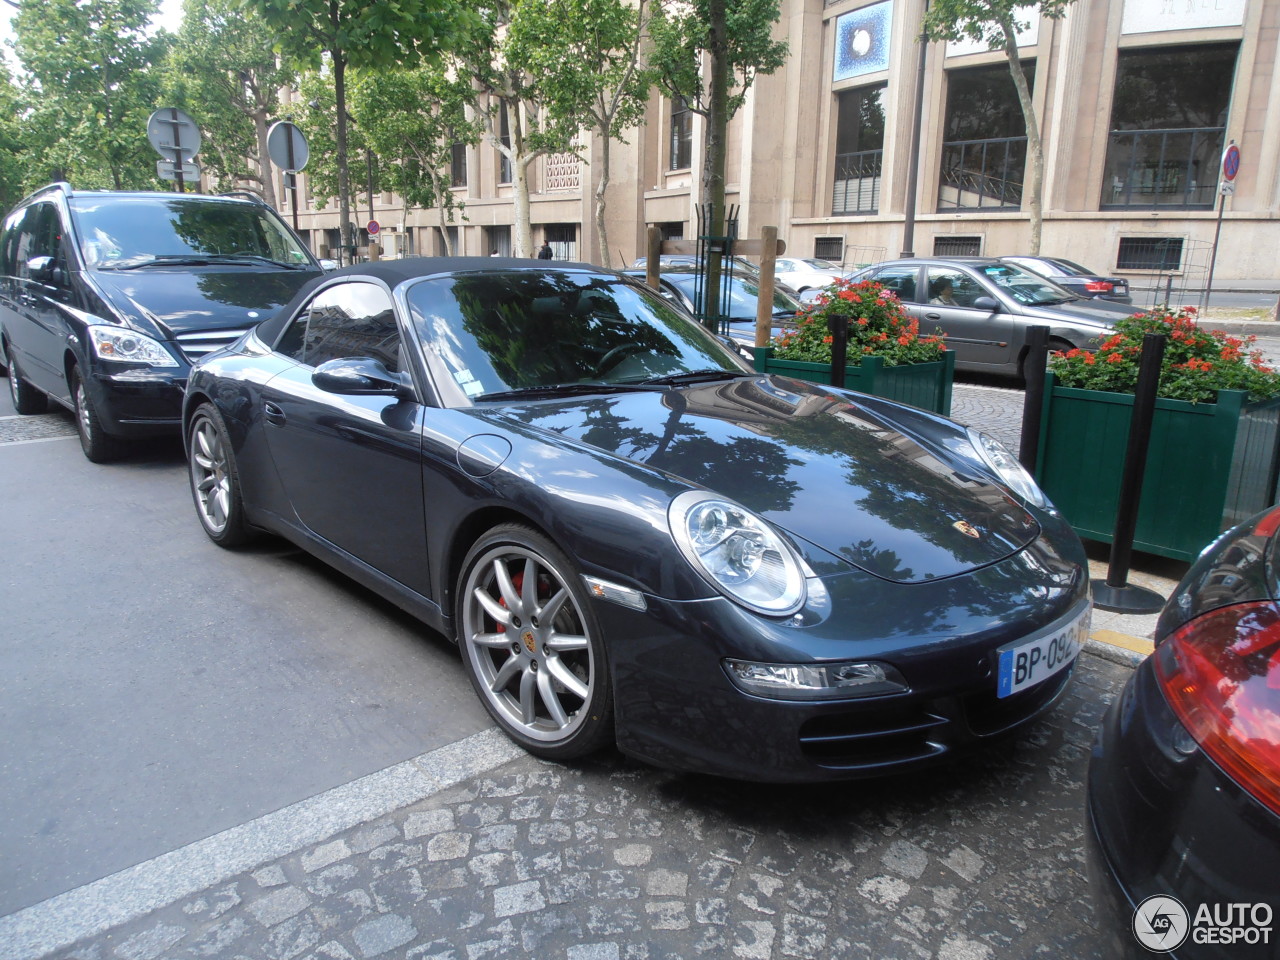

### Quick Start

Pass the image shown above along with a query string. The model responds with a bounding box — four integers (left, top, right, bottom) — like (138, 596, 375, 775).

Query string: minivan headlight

(669, 491, 806, 616)
(88, 325, 179, 367)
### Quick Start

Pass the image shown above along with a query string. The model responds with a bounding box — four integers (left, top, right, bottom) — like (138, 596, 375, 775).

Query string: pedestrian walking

(537, 241, 553, 260)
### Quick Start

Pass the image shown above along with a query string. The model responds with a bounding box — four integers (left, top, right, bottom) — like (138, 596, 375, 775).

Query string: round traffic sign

(147, 108, 201, 162)
(367, 220, 380, 236)
(267, 121, 310, 173)
(1222, 143, 1240, 181)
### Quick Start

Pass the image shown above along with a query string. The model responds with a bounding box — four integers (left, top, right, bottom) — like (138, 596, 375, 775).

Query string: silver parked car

(773, 257, 848, 295)
(851, 257, 1140, 378)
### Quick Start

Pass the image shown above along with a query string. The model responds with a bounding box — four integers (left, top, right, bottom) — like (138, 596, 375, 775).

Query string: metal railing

(1101, 127, 1224, 210)
(831, 149, 882, 215)
(937, 136, 1026, 210)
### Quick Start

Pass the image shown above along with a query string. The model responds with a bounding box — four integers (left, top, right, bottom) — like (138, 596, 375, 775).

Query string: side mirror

(972, 296, 1000, 312)
(27, 256, 59, 286)
(312, 357, 413, 398)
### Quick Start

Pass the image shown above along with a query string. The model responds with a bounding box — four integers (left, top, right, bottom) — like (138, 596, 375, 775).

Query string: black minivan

(0, 183, 322, 461)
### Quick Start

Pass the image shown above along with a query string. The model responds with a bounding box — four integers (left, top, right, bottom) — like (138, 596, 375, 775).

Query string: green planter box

(751, 347, 954, 416)
(1034, 371, 1280, 561)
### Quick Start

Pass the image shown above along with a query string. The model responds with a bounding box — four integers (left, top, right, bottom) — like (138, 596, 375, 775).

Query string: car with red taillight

(1086, 505, 1280, 958)
(1001, 255, 1133, 304)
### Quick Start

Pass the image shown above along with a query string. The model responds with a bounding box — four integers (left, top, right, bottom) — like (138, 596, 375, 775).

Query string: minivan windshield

(70, 195, 314, 270)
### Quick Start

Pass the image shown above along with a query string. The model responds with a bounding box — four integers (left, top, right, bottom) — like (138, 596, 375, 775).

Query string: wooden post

(646, 226, 662, 290)
(755, 226, 779, 349)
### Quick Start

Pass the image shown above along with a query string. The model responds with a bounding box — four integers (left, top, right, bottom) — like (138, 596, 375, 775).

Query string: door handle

(925, 312, 942, 321)
(264, 401, 286, 426)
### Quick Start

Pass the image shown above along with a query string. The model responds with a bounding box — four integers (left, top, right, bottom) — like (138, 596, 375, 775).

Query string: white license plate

(996, 603, 1090, 698)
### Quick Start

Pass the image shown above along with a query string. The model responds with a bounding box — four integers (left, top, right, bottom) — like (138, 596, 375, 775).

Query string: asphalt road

(0, 388, 491, 919)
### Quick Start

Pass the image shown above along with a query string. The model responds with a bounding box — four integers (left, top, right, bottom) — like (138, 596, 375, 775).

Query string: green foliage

(13, 0, 170, 191)
(162, 0, 294, 196)
(648, 0, 788, 118)
(293, 72, 348, 211)
(771, 279, 947, 367)
(0, 73, 30, 209)
(507, 0, 652, 140)
(348, 66, 480, 218)
(245, 0, 476, 73)
(921, 0, 1075, 47)
(1049, 306, 1280, 404)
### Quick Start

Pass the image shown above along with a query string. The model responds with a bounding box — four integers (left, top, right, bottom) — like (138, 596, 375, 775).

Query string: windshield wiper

(631, 369, 751, 387)
(111, 254, 308, 270)
(476, 382, 660, 401)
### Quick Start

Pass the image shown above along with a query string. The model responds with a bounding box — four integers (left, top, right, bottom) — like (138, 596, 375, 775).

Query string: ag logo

(522, 631, 537, 654)
(952, 520, 981, 539)
(1133, 895, 1190, 952)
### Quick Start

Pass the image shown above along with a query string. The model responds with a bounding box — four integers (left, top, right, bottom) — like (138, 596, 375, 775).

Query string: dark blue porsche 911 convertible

(183, 257, 1090, 782)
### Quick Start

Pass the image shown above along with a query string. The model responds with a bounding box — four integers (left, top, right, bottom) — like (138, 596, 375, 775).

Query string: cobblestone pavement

(0, 410, 78, 444)
(16, 654, 1128, 960)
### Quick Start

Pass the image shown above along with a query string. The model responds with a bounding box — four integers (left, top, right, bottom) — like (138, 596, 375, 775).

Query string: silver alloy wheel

(190, 415, 233, 534)
(461, 545, 594, 743)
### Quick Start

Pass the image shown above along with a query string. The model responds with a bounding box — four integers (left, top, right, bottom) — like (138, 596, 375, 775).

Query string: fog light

(724, 659, 908, 700)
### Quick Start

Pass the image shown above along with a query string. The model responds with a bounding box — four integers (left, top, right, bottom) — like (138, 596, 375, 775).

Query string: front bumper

(596, 533, 1089, 782)
(89, 365, 188, 437)
(1086, 659, 1280, 959)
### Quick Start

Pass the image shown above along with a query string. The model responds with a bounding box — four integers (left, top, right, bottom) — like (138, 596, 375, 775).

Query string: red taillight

(1084, 281, 1114, 292)
(1155, 602, 1280, 816)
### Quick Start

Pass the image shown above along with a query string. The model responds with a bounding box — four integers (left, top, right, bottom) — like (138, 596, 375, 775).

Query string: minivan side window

(276, 282, 401, 371)
(12, 204, 67, 281)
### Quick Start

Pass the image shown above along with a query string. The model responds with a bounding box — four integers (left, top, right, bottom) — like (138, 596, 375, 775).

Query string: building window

(937, 63, 1034, 211)
(1116, 236, 1183, 272)
(832, 84, 885, 216)
(451, 140, 467, 188)
(814, 237, 844, 261)
(934, 235, 983, 257)
(659, 222, 684, 241)
(498, 103, 513, 184)
(1101, 43, 1237, 210)
(545, 223, 577, 261)
(669, 98, 692, 171)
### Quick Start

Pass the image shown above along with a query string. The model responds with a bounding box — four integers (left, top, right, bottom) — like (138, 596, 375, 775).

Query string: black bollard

(1019, 325, 1050, 472)
(828, 313, 848, 389)
(1091, 333, 1168, 614)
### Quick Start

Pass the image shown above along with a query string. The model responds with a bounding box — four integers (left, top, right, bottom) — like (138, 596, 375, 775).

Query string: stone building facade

(277, 0, 1279, 285)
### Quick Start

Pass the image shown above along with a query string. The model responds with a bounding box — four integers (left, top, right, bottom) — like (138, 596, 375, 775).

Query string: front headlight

(967, 428, 1048, 508)
(87, 325, 179, 367)
(668, 491, 806, 616)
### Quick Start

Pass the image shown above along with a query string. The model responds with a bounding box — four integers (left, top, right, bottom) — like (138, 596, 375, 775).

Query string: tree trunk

(332, 42, 353, 264)
(1002, 17, 1043, 255)
(252, 111, 278, 209)
(507, 102, 537, 258)
(701, 0, 730, 332)
(595, 132, 611, 267)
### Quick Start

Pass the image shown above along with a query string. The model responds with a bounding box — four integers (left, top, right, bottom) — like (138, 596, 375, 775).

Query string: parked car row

(5, 188, 1272, 957)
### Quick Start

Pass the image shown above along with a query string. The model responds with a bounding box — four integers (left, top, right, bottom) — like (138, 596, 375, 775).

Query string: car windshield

(978, 262, 1075, 305)
(69, 195, 314, 269)
(406, 270, 752, 405)
(665, 274, 801, 319)
(800, 259, 839, 270)
(1050, 258, 1098, 276)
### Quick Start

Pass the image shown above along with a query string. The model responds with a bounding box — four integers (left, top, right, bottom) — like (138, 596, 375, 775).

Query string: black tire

(187, 402, 255, 547)
(456, 523, 614, 760)
(70, 366, 125, 462)
(1018, 337, 1074, 384)
(8, 353, 47, 415)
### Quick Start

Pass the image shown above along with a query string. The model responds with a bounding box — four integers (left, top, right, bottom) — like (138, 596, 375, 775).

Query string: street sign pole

(1204, 141, 1239, 316)
(286, 129, 299, 232)
(148, 108, 201, 194)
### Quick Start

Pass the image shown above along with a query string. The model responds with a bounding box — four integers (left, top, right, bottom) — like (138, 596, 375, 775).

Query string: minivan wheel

(8, 354, 47, 415)
(70, 366, 124, 462)
(188, 402, 254, 547)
